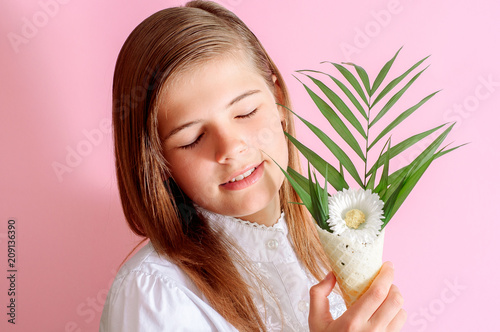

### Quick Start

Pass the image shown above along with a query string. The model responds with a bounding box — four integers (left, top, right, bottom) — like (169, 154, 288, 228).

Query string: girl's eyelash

(236, 108, 258, 119)
(180, 133, 204, 150)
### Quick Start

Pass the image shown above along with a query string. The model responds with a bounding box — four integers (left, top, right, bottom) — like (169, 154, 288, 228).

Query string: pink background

(1, 0, 499, 331)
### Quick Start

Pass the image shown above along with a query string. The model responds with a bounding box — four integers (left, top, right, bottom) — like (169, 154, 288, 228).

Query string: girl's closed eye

(236, 108, 258, 119)
(180, 133, 204, 150)
(179, 109, 259, 150)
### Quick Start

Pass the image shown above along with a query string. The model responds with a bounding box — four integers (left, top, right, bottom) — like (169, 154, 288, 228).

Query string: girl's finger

(309, 272, 336, 331)
(349, 261, 395, 321)
(387, 308, 407, 332)
(369, 284, 404, 326)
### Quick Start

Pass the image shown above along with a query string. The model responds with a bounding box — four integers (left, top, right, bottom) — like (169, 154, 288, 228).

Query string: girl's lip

(220, 162, 264, 191)
(222, 162, 261, 185)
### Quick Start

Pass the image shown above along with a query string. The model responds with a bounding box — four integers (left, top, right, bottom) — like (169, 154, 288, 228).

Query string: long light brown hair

(112, 1, 330, 331)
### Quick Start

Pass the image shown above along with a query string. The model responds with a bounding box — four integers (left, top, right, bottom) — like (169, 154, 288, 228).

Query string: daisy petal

(327, 188, 384, 244)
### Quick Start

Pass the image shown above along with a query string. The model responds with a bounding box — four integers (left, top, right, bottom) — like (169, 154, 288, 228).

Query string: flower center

(345, 209, 366, 229)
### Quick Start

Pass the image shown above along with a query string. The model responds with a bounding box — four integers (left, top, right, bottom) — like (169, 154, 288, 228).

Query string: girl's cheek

(267, 112, 284, 133)
(252, 113, 284, 148)
(188, 190, 209, 207)
(253, 126, 277, 148)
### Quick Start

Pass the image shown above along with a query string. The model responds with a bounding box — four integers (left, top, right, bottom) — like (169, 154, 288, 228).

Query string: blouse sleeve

(99, 270, 237, 332)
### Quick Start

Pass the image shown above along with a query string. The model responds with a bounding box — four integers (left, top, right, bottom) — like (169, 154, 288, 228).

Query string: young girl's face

(158, 52, 288, 225)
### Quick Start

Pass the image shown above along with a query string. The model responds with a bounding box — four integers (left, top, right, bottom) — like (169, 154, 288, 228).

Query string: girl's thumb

(309, 272, 336, 331)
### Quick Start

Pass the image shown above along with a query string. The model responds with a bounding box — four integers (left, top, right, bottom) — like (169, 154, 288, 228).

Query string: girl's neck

(240, 193, 281, 227)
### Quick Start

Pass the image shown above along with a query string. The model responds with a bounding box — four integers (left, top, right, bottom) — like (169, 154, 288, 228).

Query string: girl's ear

(272, 75, 286, 122)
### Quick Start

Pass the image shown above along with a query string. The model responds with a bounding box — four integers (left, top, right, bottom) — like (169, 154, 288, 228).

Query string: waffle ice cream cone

(317, 225, 385, 308)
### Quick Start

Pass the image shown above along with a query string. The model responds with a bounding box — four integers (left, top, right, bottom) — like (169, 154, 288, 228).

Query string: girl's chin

(224, 196, 280, 222)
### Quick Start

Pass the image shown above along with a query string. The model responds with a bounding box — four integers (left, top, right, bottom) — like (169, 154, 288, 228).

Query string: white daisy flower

(327, 188, 384, 244)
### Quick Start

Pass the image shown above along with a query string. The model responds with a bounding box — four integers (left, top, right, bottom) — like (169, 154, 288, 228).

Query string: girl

(100, 1, 406, 331)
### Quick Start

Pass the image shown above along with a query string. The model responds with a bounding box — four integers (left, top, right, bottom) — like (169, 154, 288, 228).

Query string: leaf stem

(364, 97, 372, 188)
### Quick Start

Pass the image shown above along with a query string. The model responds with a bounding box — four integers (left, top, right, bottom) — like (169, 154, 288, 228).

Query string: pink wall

(1, 0, 498, 331)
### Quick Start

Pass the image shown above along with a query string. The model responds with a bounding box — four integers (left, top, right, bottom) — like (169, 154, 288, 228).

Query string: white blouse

(100, 208, 346, 331)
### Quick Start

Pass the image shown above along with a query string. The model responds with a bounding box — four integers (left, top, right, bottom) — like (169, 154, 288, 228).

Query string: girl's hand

(309, 262, 407, 332)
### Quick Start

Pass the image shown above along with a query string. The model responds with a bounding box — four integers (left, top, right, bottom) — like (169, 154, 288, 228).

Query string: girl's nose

(214, 127, 249, 163)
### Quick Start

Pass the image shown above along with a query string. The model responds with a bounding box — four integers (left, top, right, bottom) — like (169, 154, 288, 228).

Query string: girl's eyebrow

(163, 120, 203, 142)
(228, 89, 260, 107)
(163, 89, 261, 141)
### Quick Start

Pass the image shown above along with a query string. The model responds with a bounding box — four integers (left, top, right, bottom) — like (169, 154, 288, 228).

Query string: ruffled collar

(195, 205, 287, 231)
(194, 205, 293, 263)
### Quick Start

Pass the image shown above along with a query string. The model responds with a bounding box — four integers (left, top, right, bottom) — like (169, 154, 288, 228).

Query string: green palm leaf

(434, 142, 469, 158)
(285, 133, 349, 191)
(342, 62, 371, 96)
(323, 62, 369, 106)
(381, 124, 454, 202)
(308, 164, 330, 228)
(301, 74, 367, 139)
(375, 138, 391, 198)
(282, 48, 462, 230)
(383, 154, 435, 226)
(366, 123, 447, 177)
(368, 90, 440, 151)
(287, 166, 311, 196)
(366, 138, 391, 190)
(371, 54, 430, 108)
(284, 106, 364, 187)
(371, 46, 403, 96)
(300, 82, 366, 161)
(370, 66, 429, 128)
(268, 155, 312, 210)
(297, 69, 368, 120)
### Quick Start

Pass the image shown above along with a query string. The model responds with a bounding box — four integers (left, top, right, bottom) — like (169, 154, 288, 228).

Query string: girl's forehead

(160, 52, 263, 103)
(157, 51, 271, 120)
(166, 49, 255, 88)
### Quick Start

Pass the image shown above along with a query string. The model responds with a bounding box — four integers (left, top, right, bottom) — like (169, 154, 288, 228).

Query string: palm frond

(281, 48, 463, 230)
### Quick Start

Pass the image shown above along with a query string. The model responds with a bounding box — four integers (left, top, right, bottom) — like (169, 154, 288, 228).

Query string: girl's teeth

(229, 167, 256, 183)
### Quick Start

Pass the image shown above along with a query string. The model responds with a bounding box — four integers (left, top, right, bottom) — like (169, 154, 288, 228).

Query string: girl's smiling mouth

(228, 167, 256, 183)
(220, 161, 264, 190)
